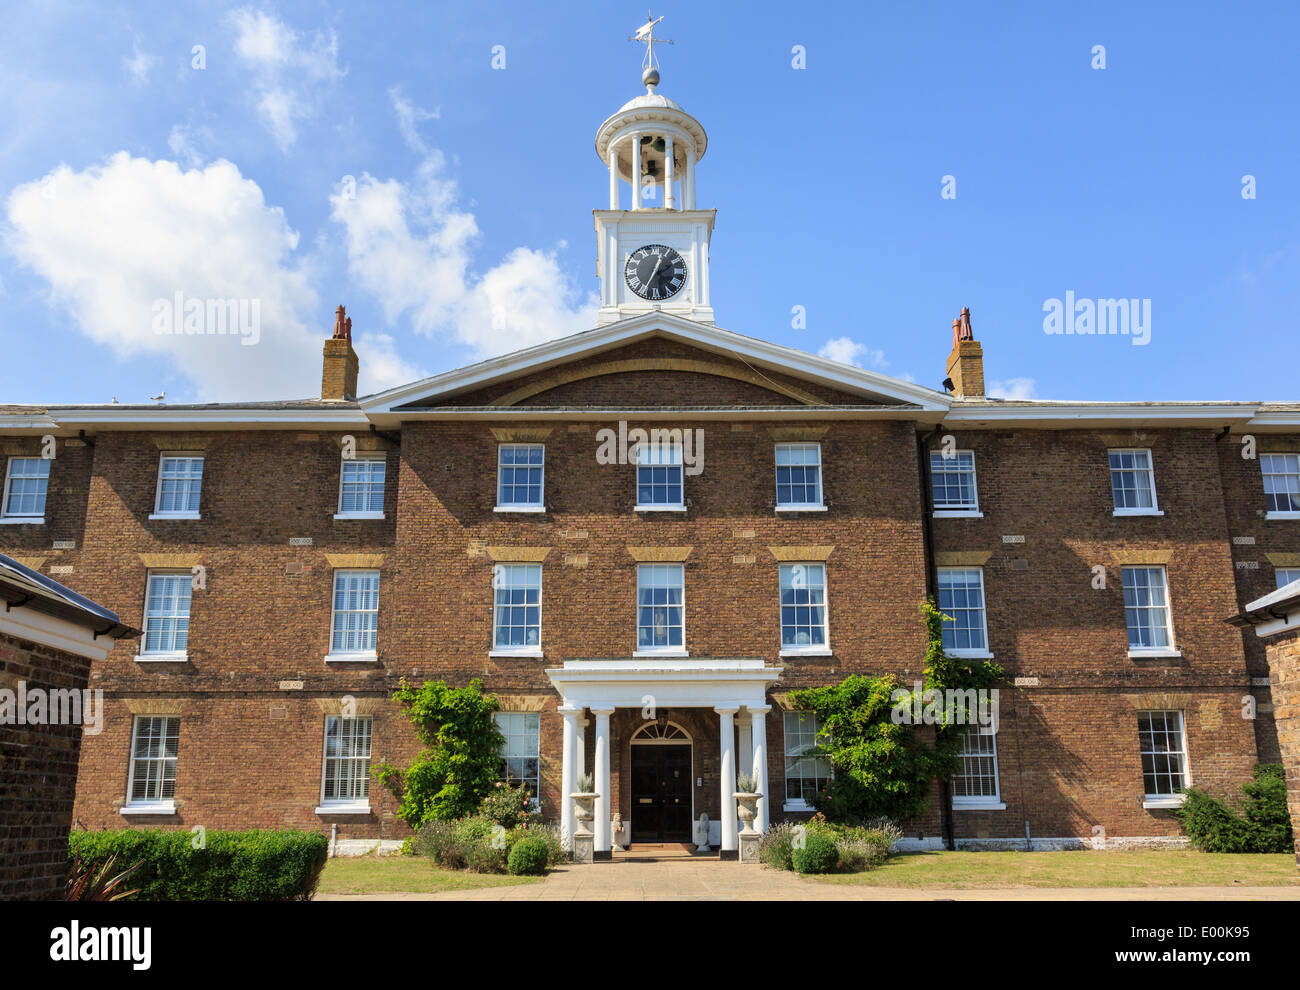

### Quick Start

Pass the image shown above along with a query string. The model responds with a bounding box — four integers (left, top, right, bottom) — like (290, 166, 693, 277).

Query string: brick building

(2, 59, 1296, 857)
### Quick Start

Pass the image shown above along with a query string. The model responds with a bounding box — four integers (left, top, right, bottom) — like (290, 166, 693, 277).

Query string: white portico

(546, 657, 781, 857)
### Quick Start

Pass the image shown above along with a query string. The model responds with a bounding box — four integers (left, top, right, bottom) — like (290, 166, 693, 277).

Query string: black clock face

(625, 244, 687, 300)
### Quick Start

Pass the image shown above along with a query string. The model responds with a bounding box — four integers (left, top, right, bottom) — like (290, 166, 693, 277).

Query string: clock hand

(647, 255, 664, 283)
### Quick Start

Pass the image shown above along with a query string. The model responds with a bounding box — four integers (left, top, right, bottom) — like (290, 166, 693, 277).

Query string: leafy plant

(507, 835, 551, 876)
(757, 821, 799, 870)
(791, 831, 838, 874)
(479, 783, 535, 830)
(575, 772, 594, 793)
(66, 852, 141, 901)
(1176, 764, 1293, 853)
(372, 679, 504, 829)
(736, 772, 760, 793)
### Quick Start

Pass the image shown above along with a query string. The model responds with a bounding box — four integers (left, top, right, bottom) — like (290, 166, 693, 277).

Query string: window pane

(331, 570, 380, 653)
(1137, 711, 1187, 796)
(1122, 566, 1171, 649)
(340, 457, 386, 513)
(156, 456, 204, 514)
(493, 564, 542, 648)
(142, 573, 192, 654)
(775, 444, 822, 506)
(1109, 449, 1155, 510)
(494, 712, 542, 802)
(779, 564, 827, 647)
(937, 568, 987, 652)
(323, 716, 373, 802)
(128, 716, 180, 803)
(497, 444, 545, 506)
(930, 451, 977, 510)
(783, 712, 831, 805)
(3, 457, 51, 517)
(1262, 454, 1300, 513)
(637, 564, 685, 648)
(951, 725, 999, 799)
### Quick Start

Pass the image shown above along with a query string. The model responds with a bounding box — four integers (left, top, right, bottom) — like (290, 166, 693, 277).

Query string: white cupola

(593, 18, 716, 326)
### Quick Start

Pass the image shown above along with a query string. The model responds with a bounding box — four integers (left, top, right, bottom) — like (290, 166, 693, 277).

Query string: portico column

(577, 714, 587, 779)
(592, 708, 613, 856)
(631, 132, 642, 209)
(716, 706, 739, 854)
(663, 135, 675, 209)
(608, 140, 619, 210)
(750, 706, 772, 833)
(559, 706, 580, 852)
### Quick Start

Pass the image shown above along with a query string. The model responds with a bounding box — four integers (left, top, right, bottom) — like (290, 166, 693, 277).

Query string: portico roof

(545, 655, 782, 710)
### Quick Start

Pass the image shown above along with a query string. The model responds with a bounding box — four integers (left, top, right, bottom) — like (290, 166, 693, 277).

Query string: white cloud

(227, 8, 344, 151)
(355, 331, 425, 396)
(124, 43, 157, 83)
(166, 124, 208, 167)
(818, 336, 889, 370)
(389, 87, 440, 153)
(987, 376, 1038, 400)
(330, 151, 597, 358)
(4, 153, 323, 401)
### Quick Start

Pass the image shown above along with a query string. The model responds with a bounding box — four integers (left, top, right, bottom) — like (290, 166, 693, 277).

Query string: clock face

(624, 244, 687, 301)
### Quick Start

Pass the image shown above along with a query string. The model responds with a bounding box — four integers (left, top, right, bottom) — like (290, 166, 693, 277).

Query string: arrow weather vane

(629, 10, 673, 71)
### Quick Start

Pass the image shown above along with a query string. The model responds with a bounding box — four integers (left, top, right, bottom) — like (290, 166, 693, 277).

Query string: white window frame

(326, 568, 380, 662)
(634, 442, 685, 512)
(783, 711, 831, 812)
(951, 724, 1005, 810)
(1108, 448, 1163, 517)
(1138, 709, 1190, 809)
(930, 449, 982, 517)
(0, 455, 51, 524)
(316, 714, 373, 815)
(774, 443, 826, 512)
(134, 570, 192, 662)
(937, 566, 993, 659)
(495, 711, 542, 811)
(1262, 453, 1300, 520)
(121, 715, 179, 815)
(634, 563, 687, 657)
(1121, 565, 1179, 658)
(335, 452, 386, 520)
(778, 562, 831, 657)
(495, 443, 546, 512)
(1276, 567, 1300, 590)
(149, 452, 204, 520)
(491, 563, 543, 657)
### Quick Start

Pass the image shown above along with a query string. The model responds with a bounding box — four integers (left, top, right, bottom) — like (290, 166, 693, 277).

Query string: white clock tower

(594, 14, 715, 325)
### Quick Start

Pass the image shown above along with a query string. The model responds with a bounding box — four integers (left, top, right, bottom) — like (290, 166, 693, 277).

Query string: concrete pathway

(316, 858, 1300, 901)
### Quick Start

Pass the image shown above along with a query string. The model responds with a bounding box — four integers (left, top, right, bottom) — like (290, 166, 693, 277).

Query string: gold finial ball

(642, 66, 660, 89)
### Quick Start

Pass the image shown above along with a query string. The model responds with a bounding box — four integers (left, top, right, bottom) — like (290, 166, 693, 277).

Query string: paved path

(316, 859, 1300, 901)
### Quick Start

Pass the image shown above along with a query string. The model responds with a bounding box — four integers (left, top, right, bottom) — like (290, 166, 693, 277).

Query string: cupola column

(631, 131, 643, 209)
(683, 144, 695, 209)
(663, 134, 675, 209)
(608, 137, 619, 209)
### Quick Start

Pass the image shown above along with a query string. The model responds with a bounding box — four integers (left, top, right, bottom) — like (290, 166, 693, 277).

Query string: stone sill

(134, 653, 189, 664)
(1142, 795, 1186, 810)
(494, 505, 546, 514)
(121, 803, 176, 816)
(490, 649, 543, 658)
(1128, 650, 1182, 660)
(0, 517, 43, 525)
(324, 652, 379, 664)
(775, 505, 827, 513)
(1113, 509, 1164, 517)
(933, 509, 983, 519)
(333, 512, 385, 521)
(148, 512, 201, 521)
(953, 801, 1006, 811)
(315, 804, 372, 816)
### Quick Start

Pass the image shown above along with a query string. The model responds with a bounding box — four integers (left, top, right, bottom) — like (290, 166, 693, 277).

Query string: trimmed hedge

(792, 832, 838, 874)
(67, 828, 328, 901)
(507, 835, 550, 876)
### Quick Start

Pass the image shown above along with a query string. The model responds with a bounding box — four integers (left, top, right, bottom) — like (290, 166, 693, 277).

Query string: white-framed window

(930, 450, 980, 515)
(1, 456, 51, 522)
(329, 569, 379, 658)
(492, 563, 542, 654)
(1108, 448, 1161, 515)
(783, 711, 831, 810)
(124, 716, 179, 812)
(1276, 567, 1300, 590)
(138, 571, 192, 660)
(775, 443, 824, 510)
(495, 711, 541, 805)
(496, 444, 544, 511)
(1262, 453, 1300, 518)
(319, 715, 372, 812)
(779, 563, 829, 655)
(937, 567, 990, 657)
(635, 442, 684, 510)
(952, 724, 1002, 808)
(337, 454, 386, 517)
(1122, 565, 1175, 655)
(636, 563, 685, 654)
(152, 454, 204, 518)
(1138, 710, 1189, 807)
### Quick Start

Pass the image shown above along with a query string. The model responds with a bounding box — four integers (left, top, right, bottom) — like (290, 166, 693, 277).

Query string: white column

(663, 135, 675, 209)
(608, 140, 619, 210)
(593, 708, 613, 853)
(716, 707, 738, 853)
(750, 706, 771, 833)
(631, 132, 642, 210)
(559, 706, 579, 851)
(577, 715, 587, 779)
(683, 145, 694, 209)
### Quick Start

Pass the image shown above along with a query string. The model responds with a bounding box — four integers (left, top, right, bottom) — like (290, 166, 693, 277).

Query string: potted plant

(734, 771, 762, 835)
(570, 772, 598, 830)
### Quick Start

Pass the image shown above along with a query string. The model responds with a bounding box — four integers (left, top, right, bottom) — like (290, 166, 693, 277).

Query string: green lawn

(812, 850, 1300, 887)
(316, 856, 543, 895)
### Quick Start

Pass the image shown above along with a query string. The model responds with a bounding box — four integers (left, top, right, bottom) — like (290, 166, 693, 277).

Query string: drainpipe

(918, 427, 955, 852)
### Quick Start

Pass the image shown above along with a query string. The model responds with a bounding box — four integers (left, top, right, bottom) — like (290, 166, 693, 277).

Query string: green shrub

(832, 819, 901, 871)
(478, 783, 536, 830)
(1177, 764, 1294, 853)
(66, 829, 328, 901)
(507, 836, 550, 876)
(454, 815, 497, 845)
(757, 821, 799, 871)
(791, 831, 838, 874)
(465, 840, 506, 874)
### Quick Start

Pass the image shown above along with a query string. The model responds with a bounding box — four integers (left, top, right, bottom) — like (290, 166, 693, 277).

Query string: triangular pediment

(360, 313, 949, 419)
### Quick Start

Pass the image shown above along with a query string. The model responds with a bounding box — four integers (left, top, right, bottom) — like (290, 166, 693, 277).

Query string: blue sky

(2, 1, 1298, 405)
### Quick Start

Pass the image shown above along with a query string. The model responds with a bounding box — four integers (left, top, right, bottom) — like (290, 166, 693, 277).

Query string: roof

(0, 553, 139, 640)
(1227, 577, 1300, 629)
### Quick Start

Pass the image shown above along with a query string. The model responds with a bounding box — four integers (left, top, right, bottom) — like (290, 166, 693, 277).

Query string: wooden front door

(629, 743, 692, 842)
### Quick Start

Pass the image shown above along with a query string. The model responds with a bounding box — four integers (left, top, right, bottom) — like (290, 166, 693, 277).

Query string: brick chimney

(321, 305, 359, 401)
(945, 306, 984, 398)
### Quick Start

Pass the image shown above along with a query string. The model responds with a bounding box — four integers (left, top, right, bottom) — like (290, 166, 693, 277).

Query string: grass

(316, 855, 544, 895)
(810, 850, 1300, 888)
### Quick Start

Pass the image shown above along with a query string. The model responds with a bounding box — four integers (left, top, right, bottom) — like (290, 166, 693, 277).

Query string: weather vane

(629, 11, 673, 72)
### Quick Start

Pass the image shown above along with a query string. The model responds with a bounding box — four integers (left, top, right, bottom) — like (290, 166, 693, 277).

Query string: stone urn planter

(569, 791, 599, 864)
(733, 792, 761, 836)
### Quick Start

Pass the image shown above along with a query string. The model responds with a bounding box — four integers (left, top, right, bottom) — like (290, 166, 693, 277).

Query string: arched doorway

(629, 721, 693, 843)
